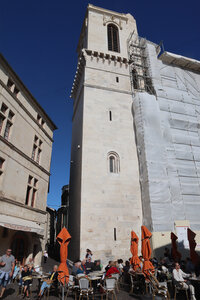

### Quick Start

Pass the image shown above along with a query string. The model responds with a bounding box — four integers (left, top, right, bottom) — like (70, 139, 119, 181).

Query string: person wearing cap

(0, 249, 15, 298)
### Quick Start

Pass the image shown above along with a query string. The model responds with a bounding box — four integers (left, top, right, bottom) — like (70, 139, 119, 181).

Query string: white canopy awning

(0, 214, 44, 235)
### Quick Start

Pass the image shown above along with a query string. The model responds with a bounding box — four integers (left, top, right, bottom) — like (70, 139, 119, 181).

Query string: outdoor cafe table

(32, 273, 49, 291)
(87, 275, 102, 293)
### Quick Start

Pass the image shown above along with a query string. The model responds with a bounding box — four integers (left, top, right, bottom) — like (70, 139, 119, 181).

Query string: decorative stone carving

(103, 14, 122, 29)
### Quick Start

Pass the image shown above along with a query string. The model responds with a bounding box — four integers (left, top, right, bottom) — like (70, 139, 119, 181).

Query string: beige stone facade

(0, 54, 56, 265)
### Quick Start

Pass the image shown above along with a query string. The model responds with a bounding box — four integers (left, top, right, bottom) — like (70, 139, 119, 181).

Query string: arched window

(107, 24, 120, 53)
(108, 152, 120, 173)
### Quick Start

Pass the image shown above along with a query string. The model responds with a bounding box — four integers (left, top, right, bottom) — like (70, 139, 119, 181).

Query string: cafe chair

(100, 277, 117, 300)
(174, 283, 189, 300)
(44, 280, 59, 299)
(78, 276, 94, 300)
(65, 275, 78, 300)
(148, 271, 170, 300)
(111, 273, 120, 293)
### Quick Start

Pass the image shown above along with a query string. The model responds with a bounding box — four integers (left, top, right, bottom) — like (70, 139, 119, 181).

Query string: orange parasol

(130, 231, 141, 271)
(56, 227, 71, 284)
(187, 228, 199, 265)
(141, 226, 154, 277)
(171, 232, 181, 262)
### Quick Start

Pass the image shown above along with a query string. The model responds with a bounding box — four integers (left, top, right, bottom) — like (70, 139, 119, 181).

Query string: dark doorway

(11, 232, 28, 264)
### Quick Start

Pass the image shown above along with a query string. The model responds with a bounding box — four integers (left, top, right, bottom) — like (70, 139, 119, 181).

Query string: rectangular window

(31, 136, 42, 163)
(0, 115, 5, 134)
(114, 228, 117, 241)
(25, 175, 38, 206)
(25, 185, 31, 205)
(31, 145, 37, 160)
(0, 105, 14, 140)
(31, 189, 36, 207)
(28, 175, 33, 184)
(116, 77, 119, 83)
(8, 111, 14, 121)
(3, 121, 12, 140)
(34, 135, 38, 143)
(13, 87, 19, 97)
(7, 79, 14, 89)
(41, 119, 45, 127)
(36, 149, 41, 163)
(1, 103, 8, 114)
(0, 157, 5, 175)
(37, 114, 41, 122)
(109, 111, 112, 121)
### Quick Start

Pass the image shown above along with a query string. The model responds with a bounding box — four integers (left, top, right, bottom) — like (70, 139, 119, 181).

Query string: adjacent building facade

(69, 4, 200, 263)
(0, 54, 57, 265)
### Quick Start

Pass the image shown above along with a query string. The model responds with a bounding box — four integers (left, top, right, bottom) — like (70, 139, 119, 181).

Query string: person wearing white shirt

(172, 262, 196, 300)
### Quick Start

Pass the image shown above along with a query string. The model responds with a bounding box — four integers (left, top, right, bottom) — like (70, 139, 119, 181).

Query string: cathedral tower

(69, 4, 142, 262)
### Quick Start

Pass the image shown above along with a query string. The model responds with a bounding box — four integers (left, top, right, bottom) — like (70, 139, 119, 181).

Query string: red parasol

(187, 228, 199, 265)
(171, 232, 181, 262)
(141, 226, 154, 277)
(130, 231, 141, 271)
(56, 227, 71, 284)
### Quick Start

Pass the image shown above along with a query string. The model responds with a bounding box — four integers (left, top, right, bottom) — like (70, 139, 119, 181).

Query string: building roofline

(0, 53, 57, 130)
(87, 4, 130, 21)
(159, 51, 200, 73)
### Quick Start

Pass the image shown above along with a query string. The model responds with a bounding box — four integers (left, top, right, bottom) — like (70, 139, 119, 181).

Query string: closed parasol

(187, 228, 199, 265)
(56, 227, 71, 285)
(141, 226, 154, 277)
(171, 232, 181, 262)
(130, 231, 141, 271)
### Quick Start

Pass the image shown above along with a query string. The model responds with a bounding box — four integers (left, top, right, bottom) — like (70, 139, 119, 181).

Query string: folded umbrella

(130, 231, 141, 271)
(56, 227, 71, 285)
(141, 226, 154, 277)
(187, 228, 199, 265)
(171, 232, 181, 262)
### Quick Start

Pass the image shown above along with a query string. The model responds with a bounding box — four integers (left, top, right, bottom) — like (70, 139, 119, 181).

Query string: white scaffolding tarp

(132, 42, 200, 232)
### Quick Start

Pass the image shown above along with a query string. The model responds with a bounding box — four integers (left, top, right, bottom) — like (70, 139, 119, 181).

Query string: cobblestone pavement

(0, 258, 162, 299)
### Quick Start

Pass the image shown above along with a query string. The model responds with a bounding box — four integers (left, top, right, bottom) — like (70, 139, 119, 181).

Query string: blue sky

(1, 0, 200, 208)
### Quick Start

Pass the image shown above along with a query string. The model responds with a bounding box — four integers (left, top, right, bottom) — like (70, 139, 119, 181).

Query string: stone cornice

(84, 83, 132, 95)
(0, 135, 51, 176)
(0, 79, 54, 143)
(88, 4, 129, 22)
(70, 53, 86, 99)
(0, 196, 47, 215)
(70, 49, 129, 99)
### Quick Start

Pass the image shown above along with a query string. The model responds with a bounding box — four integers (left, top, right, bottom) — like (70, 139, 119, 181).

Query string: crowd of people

(0, 247, 200, 299)
(0, 249, 58, 299)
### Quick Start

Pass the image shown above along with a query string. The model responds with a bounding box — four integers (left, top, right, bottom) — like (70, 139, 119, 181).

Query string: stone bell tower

(69, 4, 143, 263)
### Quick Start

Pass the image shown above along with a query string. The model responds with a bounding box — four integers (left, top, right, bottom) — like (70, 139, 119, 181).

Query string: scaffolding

(127, 33, 156, 96)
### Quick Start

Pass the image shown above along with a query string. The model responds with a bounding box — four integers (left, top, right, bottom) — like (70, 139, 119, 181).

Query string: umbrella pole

(62, 284, 64, 300)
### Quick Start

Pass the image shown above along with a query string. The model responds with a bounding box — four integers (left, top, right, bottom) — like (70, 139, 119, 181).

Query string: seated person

(173, 262, 196, 300)
(105, 261, 120, 277)
(117, 259, 124, 274)
(76, 261, 86, 276)
(21, 265, 32, 299)
(105, 261, 111, 273)
(85, 257, 94, 274)
(72, 260, 81, 276)
(123, 261, 130, 284)
(92, 260, 102, 272)
(12, 260, 20, 281)
(37, 265, 58, 299)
